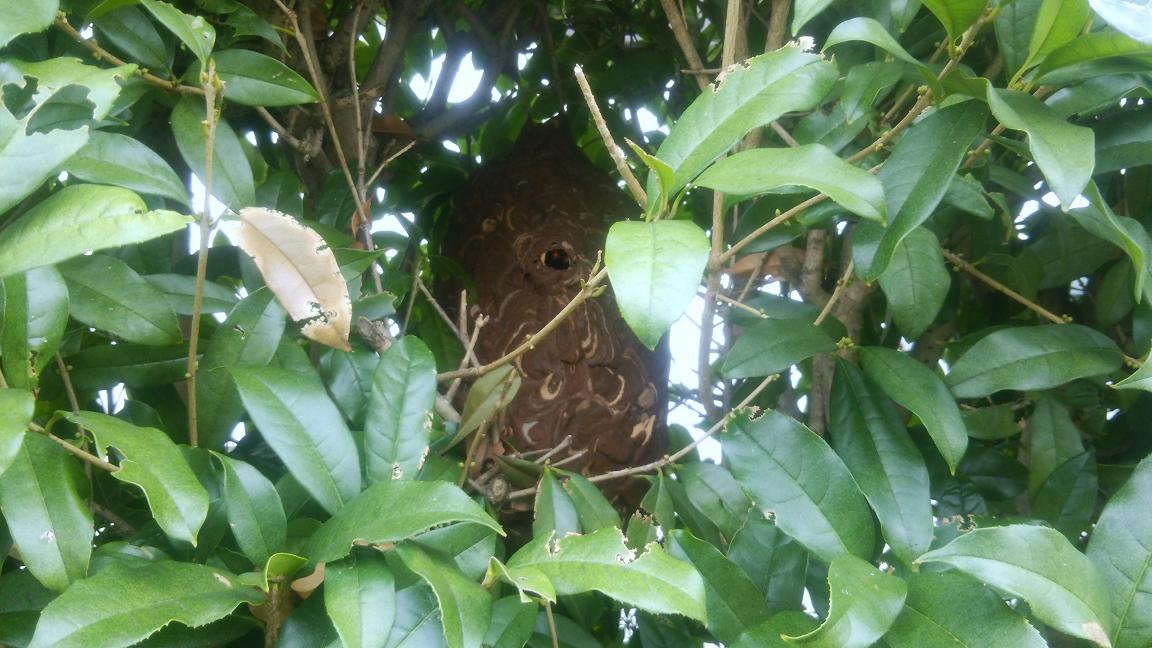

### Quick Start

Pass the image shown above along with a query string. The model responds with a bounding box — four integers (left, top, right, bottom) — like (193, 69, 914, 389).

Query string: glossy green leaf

(840, 61, 904, 124)
(534, 468, 580, 539)
(723, 410, 875, 563)
(170, 96, 255, 208)
(624, 138, 672, 212)
(0, 433, 91, 592)
(784, 554, 906, 647)
(605, 220, 710, 349)
(695, 145, 887, 222)
(987, 87, 1094, 209)
(453, 365, 521, 446)
(483, 597, 536, 648)
(60, 254, 181, 345)
(667, 529, 771, 644)
(855, 101, 988, 280)
(1036, 31, 1152, 82)
(197, 288, 285, 449)
(64, 411, 208, 546)
(231, 366, 360, 514)
(917, 525, 1112, 646)
(555, 469, 620, 532)
(1095, 109, 1152, 174)
(1114, 347, 1152, 393)
(962, 404, 1019, 440)
(307, 480, 502, 564)
(672, 461, 752, 541)
(320, 347, 378, 427)
(365, 336, 437, 482)
(722, 317, 837, 379)
(384, 583, 445, 647)
(1032, 451, 1097, 540)
(144, 273, 238, 315)
(190, 49, 318, 106)
(0, 185, 190, 279)
(876, 227, 950, 340)
(503, 527, 707, 622)
(945, 324, 1123, 398)
(730, 517, 808, 611)
(1087, 454, 1152, 648)
(0, 389, 33, 477)
(0, 265, 68, 388)
(68, 344, 190, 389)
(859, 346, 967, 473)
(65, 131, 188, 204)
(140, 0, 214, 65)
(1022, 0, 1091, 72)
(735, 612, 820, 648)
(823, 17, 927, 69)
(0, 0, 56, 47)
(884, 571, 1046, 647)
(396, 543, 491, 648)
(792, 0, 837, 33)
(1070, 182, 1152, 302)
(214, 452, 286, 566)
(412, 524, 498, 582)
(1026, 395, 1084, 494)
(28, 559, 262, 648)
(92, 5, 171, 72)
(920, 0, 986, 43)
(829, 360, 933, 565)
(325, 552, 396, 648)
(645, 47, 837, 209)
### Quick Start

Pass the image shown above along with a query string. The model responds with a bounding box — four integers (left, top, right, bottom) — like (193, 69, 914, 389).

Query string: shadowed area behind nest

(443, 120, 669, 501)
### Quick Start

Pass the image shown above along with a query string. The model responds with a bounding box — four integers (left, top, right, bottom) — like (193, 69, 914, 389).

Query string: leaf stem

(942, 249, 1066, 325)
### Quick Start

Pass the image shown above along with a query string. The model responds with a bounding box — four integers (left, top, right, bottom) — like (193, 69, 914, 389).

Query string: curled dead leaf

(236, 207, 351, 351)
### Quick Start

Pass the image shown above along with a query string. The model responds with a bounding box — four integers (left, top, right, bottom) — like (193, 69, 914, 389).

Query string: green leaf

(28, 559, 263, 648)
(0, 185, 191, 279)
(645, 47, 837, 209)
(59, 254, 182, 346)
(504, 527, 707, 622)
(855, 101, 988, 280)
(1021, 0, 1091, 72)
(453, 365, 521, 446)
(396, 543, 491, 648)
(306, 480, 502, 564)
(672, 461, 752, 541)
(1070, 182, 1152, 302)
(1026, 395, 1084, 494)
(365, 336, 437, 482)
(624, 139, 672, 212)
(728, 517, 808, 611)
(944, 324, 1123, 398)
(68, 343, 190, 389)
(722, 316, 838, 379)
(784, 554, 906, 647)
(1114, 347, 1152, 393)
(534, 468, 580, 539)
(196, 288, 285, 449)
(170, 95, 255, 209)
(0, 265, 68, 388)
(214, 452, 286, 566)
(995, 0, 1045, 78)
(823, 17, 927, 70)
(0, 0, 56, 47)
(858, 346, 968, 473)
(920, 0, 986, 43)
(140, 0, 215, 65)
(736, 612, 820, 648)
(829, 360, 933, 565)
(1087, 454, 1152, 648)
(917, 525, 1112, 646)
(65, 131, 188, 204)
(555, 470, 620, 532)
(325, 552, 396, 648)
(792, 0, 837, 33)
(605, 220, 711, 349)
(884, 571, 1046, 647)
(385, 583, 445, 647)
(0, 389, 33, 477)
(92, 5, 171, 72)
(231, 366, 361, 514)
(189, 49, 318, 106)
(483, 597, 537, 648)
(144, 273, 238, 315)
(1032, 451, 1097, 540)
(0, 433, 91, 592)
(1094, 109, 1152, 174)
(722, 410, 875, 563)
(412, 524, 498, 582)
(1036, 31, 1152, 82)
(64, 411, 208, 546)
(876, 227, 951, 339)
(987, 87, 1094, 209)
(695, 145, 886, 222)
(667, 529, 771, 644)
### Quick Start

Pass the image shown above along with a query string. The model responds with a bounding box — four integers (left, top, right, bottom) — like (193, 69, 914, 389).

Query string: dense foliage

(2, 0, 1152, 646)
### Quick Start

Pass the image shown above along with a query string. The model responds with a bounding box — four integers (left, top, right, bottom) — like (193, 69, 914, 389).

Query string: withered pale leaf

(236, 207, 351, 351)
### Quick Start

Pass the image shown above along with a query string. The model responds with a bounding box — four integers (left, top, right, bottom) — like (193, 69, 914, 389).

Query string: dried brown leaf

(236, 207, 351, 351)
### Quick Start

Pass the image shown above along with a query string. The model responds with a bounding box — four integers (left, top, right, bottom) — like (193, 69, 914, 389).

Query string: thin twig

(714, 292, 767, 318)
(30, 422, 119, 473)
(186, 61, 221, 448)
(659, 0, 709, 91)
(254, 106, 311, 155)
(573, 66, 646, 206)
(446, 315, 487, 402)
(942, 250, 1065, 325)
(54, 15, 202, 95)
(437, 267, 609, 382)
